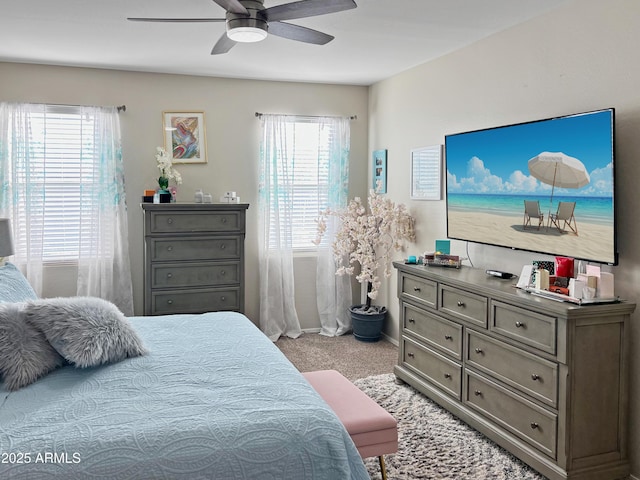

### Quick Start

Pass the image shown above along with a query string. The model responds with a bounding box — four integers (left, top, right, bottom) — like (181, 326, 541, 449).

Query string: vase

(158, 177, 169, 190)
(158, 189, 172, 203)
(349, 305, 387, 342)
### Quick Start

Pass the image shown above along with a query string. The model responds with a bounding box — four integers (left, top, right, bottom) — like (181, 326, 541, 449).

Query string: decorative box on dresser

(393, 262, 635, 480)
(142, 203, 249, 316)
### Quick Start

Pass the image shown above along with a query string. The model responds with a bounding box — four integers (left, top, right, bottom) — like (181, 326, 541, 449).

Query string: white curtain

(316, 117, 352, 336)
(0, 103, 134, 315)
(258, 114, 302, 341)
(0, 103, 44, 294)
(75, 107, 134, 315)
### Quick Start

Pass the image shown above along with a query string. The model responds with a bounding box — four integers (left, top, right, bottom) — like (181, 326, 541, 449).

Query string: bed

(0, 266, 369, 479)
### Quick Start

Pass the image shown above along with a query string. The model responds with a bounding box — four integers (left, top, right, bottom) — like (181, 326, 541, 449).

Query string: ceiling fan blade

(211, 33, 237, 55)
(127, 17, 225, 23)
(268, 21, 333, 45)
(262, 0, 356, 22)
(212, 0, 248, 15)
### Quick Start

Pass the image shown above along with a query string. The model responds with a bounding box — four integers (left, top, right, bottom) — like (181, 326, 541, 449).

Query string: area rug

(354, 374, 548, 480)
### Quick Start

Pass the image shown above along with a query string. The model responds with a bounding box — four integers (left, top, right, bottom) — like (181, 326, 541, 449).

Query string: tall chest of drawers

(142, 203, 249, 315)
(393, 262, 635, 480)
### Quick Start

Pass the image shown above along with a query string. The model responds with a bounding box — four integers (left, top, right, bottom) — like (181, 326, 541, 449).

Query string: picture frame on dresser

(162, 111, 207, 164)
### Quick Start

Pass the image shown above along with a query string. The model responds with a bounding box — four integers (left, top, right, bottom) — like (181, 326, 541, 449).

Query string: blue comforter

(0, 312, 369, 479)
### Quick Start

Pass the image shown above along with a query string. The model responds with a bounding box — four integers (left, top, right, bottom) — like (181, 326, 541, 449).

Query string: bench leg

(379, 455, 388, 480)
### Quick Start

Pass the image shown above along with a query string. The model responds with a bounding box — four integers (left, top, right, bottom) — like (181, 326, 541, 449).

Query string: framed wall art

(372, 149, 387, 193)
(162, 111, 207, 164)
(410, 145, 442, 200)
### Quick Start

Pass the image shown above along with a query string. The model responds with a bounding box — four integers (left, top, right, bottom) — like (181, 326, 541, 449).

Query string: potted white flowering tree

(315, 187, 415, 341)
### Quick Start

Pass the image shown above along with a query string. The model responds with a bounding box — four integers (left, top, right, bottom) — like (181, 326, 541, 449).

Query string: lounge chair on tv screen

(523, 200, 544, 230)
(549, 201, 578, 235)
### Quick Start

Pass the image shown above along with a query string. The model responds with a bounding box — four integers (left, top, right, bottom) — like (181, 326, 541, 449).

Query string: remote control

(486, 270, 514, 279)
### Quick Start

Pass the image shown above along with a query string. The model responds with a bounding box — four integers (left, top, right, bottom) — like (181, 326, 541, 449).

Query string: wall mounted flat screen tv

(445, 108, 617, 265)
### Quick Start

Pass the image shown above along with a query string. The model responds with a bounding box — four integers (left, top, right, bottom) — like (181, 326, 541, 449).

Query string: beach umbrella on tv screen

(528, 151, 590, 207)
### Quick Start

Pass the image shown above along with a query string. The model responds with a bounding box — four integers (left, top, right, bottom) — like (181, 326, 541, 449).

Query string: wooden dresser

(142, 203, 249, 315)
(393, 262, 634, 480)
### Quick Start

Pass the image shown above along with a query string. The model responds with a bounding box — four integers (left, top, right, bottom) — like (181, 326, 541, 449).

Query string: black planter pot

(349, 305, 387, 342)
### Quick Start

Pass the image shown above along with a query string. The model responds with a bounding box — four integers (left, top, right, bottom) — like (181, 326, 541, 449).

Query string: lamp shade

(0, 218, 15, 258)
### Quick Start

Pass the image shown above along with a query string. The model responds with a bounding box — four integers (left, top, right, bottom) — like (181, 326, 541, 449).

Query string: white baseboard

(301, 327, 399, 347)
(301, 327, 321, 334)
(381, 331, 399, 346)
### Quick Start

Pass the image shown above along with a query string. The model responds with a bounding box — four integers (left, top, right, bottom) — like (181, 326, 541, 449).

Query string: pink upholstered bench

(303, 370, 398, 480)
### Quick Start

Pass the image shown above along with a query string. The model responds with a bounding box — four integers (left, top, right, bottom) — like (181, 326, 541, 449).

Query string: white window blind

(10, 105, 105, 261)
(268, 119, 333, 250)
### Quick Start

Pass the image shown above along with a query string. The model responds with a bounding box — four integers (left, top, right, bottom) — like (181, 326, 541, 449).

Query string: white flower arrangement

(155, 146, 182, 188)
(314, 185, 415, 310)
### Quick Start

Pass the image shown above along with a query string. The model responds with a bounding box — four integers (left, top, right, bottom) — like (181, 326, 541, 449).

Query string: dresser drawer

(149, 236, 241, 262)
(467, 330, 558, 407)
(400, 274, 437, 309)
(149, 211, 244, 234)
(440, 284, 488, 328)
(403, 303, 462, 359)
(465, 371, 557, 458)
(402, 336, 462, 399)
(151, 287, 240, 315)
(151, 261, 240, 289)
(491, 301, 557, 355)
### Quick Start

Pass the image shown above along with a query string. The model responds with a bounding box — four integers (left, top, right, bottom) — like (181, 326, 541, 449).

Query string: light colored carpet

(355, 374, 548, 480)
(277, 334, 547, 479)
(275, 332, 398, 381)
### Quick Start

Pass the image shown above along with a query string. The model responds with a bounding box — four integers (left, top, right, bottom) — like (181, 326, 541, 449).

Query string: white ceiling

(1, 0, 569, 86)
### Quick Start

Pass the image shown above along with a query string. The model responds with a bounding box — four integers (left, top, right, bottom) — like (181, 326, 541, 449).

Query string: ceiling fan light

(227, 26, 267, 43)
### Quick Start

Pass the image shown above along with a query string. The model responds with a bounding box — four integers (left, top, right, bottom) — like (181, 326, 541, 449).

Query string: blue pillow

(0, 262, 38, 303)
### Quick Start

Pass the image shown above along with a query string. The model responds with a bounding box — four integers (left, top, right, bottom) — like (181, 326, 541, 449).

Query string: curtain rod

(255, 112, 356, 120)
(34, 102, 126, 112)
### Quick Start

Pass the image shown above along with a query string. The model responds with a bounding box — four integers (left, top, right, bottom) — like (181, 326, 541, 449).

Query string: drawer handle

(413, 286, 421, 292)
(444, 373, 451, 379)
(167, 246, 173, 252)
(530, 422, 539, 430)
(220, 270, 226, 276)
(474, 390, 482, 396)
(457, 301, 465, 307)
(167, 299, 173, 305)
(408, 318, 416, 323)
(221, 217, 227, 223)
(515, 321, 525, 328)
(220, 244, 226, 250)
(167, 218, 173, 224)
(474, 347, 483, 354)
(407, 352, 415, 358)
(166, 273, 173, 279)
(220, 296, 226, 301)
(531, 374, 540, 381)
(444, 334, 453, 340)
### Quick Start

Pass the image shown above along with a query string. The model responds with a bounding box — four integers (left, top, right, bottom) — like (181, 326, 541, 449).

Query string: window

(265, 118, 338, 250)
(3, 104, 109, 261)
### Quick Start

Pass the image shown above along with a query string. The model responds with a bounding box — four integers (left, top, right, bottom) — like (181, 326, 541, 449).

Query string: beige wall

(4, 0, 640, 474)
(368, 0, 640, 475)
(0, 62, 369, 325)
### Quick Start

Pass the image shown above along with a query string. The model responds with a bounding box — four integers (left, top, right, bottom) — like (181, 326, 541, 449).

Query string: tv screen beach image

(445, 110, 616, 264)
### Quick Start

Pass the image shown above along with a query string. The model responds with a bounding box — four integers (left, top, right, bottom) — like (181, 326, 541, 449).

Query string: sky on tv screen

(446, 110, 613, 198)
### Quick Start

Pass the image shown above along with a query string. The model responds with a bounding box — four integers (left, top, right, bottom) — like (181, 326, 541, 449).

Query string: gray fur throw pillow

(25, 297, 147, 368)
(0, 303, 65, 390)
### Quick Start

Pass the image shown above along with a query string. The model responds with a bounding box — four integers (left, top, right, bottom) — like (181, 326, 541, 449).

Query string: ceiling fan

(128, 0, 357, 55)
